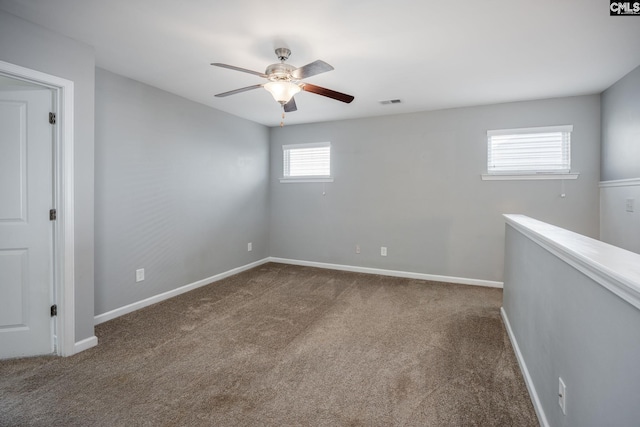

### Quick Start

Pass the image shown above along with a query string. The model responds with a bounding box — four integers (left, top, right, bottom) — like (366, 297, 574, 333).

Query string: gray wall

(600, 65, 640, 253)
(94, 68, 269, 315)
(503, 223, 640, 427)
(600, 182, 640, 254)
(0, 9, 96, 342)
(269, 96, 601, 282)
(601, 65, 640, 181)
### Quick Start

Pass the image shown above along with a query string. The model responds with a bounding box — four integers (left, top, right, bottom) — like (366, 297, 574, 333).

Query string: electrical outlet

(626, 198, 635, 213)
(248, 242, 252, 252)
(558, 377, 567, 415)
(381, 246, 387, 257)
(136, 268, 145, 283)
(355, 244, 361, 254)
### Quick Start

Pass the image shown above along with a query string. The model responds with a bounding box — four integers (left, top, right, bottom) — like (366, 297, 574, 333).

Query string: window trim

(280, 142, 333, 183)
(481, 173, 579, 181)
(484, 125, 577, 180)
(279, 176, 335, 183)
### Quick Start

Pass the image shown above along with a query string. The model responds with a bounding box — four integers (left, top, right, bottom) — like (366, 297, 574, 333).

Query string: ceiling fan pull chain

(280, 109, 285, 127)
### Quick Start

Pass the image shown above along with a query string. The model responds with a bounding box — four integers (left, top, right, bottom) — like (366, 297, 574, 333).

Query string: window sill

(280, 176, 334, 183)
(481, 173, 579, 181)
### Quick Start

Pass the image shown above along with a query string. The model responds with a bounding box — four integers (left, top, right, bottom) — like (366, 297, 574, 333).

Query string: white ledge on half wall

(504, 214, 640, 310)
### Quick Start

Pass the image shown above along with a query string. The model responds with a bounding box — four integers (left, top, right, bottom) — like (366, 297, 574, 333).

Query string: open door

(0, 78, 55, 358)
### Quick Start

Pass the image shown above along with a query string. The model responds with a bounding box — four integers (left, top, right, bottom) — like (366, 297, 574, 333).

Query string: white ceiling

(2, 0, 639, 127)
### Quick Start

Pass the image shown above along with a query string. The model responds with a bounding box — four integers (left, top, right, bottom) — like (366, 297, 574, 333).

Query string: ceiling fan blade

(302, 83, 354, 103)
(215, 84, 263, 97)
(291, 60, 334, 79)
(211, 63, 267, 78)
(284, 97, 297, 112)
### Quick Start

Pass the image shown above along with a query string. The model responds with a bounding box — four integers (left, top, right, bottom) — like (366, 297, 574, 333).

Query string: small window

(281, 142, 333, 183)
(483, 125, 578, 180)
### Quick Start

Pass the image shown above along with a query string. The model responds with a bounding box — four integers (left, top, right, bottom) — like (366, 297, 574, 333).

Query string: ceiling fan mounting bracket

(274, 47, 291, 62)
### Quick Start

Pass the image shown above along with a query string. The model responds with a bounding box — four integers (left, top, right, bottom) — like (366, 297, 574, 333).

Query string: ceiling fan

(211, 48, 354, 115)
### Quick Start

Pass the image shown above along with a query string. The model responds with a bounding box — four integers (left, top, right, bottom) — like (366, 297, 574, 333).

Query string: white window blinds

(487, 125, 572, 174)
(283, 142, 331, 177)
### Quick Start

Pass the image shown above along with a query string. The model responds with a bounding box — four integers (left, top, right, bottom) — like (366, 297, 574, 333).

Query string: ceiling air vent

(379, 99, 402, 105)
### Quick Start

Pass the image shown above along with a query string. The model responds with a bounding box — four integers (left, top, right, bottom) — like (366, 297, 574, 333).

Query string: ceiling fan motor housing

(265, 62, 296, 82)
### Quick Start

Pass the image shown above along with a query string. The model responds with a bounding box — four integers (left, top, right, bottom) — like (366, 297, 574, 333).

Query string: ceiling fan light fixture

(264, 81, 301, 104)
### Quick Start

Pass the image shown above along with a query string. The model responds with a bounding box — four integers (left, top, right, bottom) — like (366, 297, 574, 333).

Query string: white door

(0, 84, 54, 358)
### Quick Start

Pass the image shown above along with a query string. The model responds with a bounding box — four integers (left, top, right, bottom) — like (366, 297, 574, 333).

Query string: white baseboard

(94, 258, 270, 325)
(501, 307, 548, 427)
(94, 256, 501, 326)
(268, 257, 503, 288)
(74, 335, 98, 354)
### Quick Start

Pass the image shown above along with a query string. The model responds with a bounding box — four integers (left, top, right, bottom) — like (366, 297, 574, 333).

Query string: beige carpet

(0, 263, 537, 426)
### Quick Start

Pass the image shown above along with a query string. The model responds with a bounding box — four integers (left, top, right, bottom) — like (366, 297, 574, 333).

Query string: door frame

(0, 60, 75, 356)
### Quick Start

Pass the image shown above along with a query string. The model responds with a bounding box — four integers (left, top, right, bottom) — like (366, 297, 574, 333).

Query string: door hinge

(50, 304, 57, 317)
(49, 209, 57, 221)
(49, 112, 56, 124)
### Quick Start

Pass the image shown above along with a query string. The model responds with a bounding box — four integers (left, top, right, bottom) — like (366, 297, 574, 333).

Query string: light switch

(626, 198, 634, 213)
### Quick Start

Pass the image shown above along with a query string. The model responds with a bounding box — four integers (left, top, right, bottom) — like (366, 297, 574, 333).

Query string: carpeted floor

(0, 263, 538, 426)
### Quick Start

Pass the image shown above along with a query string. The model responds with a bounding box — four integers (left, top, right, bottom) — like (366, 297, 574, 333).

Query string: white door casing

(0, 88, 54, 358)
(0, 60, 75, 357)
